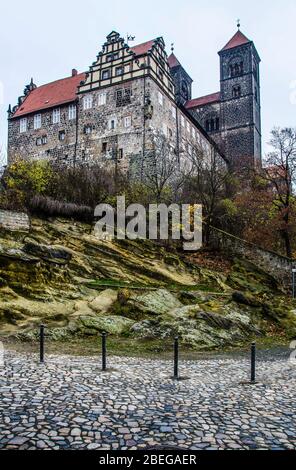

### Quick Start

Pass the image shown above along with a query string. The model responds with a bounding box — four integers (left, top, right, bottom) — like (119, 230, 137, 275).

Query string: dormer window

(20, 118, 27, 133)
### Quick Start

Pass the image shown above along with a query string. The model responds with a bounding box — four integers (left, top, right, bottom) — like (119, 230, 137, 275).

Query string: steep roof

(186, 92, 221, 109)
(131, 39, 156, 56)
(167, 53, 181, 68)
(12, 72, 86, 118)
(221, 30, 251, 51)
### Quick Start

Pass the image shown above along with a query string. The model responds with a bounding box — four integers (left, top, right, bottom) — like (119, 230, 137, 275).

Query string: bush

(28, 194, 93, 222)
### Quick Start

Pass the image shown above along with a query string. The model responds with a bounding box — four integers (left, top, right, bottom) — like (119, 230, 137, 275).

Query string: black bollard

(174, 336, 179, 379)
(40, 324, 45, 364)
(250, 342, 256, 383)
(102, 332, 107, 371)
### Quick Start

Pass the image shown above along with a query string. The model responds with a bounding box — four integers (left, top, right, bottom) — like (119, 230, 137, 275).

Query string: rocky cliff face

(0, 217, 295, 350)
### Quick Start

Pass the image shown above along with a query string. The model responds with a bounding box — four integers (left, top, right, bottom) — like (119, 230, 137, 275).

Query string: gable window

(115, 66, 124, 76)
(52, 108, 60, 124)
(20, 118, 27, 133)
(232, 85, 241, 98)
(59, 130, 66, 141)
(34, 114, 41, 130)
(69, 104, 76, 120)
(158, 92, 164, 106)
(124, 116, 132, 128)
(83, 95, 93, 110)
(98, 93, 107, 106)
(102, 69, 111, 80)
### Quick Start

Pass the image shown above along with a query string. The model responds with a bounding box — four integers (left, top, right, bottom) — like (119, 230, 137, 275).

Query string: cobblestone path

(0, 350, 295, 450)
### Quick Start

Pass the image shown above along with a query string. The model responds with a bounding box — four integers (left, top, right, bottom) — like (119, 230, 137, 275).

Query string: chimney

(72, 69, 78, 77)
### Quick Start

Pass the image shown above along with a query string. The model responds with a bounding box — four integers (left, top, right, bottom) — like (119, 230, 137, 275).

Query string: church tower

(218, 26, 262, 168)
(168, 50, 193, 106)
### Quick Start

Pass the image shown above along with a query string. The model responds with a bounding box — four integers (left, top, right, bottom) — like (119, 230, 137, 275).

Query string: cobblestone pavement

(0, 350, 295, 450)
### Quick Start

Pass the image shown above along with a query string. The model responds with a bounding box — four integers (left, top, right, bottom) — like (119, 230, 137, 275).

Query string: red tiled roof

(221, 30, 250, 51)
(131, 40, 156, 56)
(12, 72, 86, 118)
(168, 53, 181, 68)
(186, 92, 221, 109)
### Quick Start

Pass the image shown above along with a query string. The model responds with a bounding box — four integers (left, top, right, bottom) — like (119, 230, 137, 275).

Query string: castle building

(7, 28, 261, 172)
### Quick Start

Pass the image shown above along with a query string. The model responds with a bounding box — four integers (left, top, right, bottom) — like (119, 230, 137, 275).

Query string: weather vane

(237, 19, 241, 29)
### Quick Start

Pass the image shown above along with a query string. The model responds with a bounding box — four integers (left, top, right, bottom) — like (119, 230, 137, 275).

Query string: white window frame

(34, 114, 41, 130)
(52, 108, 60, 124)
(158, 92, 164, 106)
(124, 116, 132, 128)
(83, 95, 93, 110)
(20, 118, 27, 133)
(98, 93, 107, 106)
(102, 69, 111, 80)
(68, 104, 76, 120)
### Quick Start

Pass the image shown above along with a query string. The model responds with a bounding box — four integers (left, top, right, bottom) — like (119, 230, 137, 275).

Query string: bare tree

(262, 127, 296, 257)
(185, 141, 231, 243)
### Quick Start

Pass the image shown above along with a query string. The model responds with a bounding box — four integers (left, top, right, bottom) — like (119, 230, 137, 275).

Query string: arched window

(206, 117, 219, 133)
(232, 85, 241, 98)
(229, 58, 244, 78)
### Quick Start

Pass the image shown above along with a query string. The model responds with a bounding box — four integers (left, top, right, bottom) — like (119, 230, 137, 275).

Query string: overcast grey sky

(1, 0, 296, 158)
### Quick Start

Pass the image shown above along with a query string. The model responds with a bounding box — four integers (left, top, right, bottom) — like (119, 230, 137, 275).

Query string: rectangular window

(34, 114, 41, 130)
(98, 93, 107, 106)
(181, 115, 185, 127)
(52, 108, 60, 124)
(102, 69, 111, 80)
(102, 142, 108, 153)
(158, 92, 163, 106)
(124, 116, 132, 128)
(36, 137, 42, 146)
(118, 149, 123, 159)
(59, 130, 66, 141)
(171, 106, 176, 119)
(115, 66, 124, 76)
(84, 125, 92, 134)
(83, 95, 93, 110)
(42, 135, 47, 145)
(186, 121, 190, 133)
(69, 104, 76, 120)
(20, 118, 27, 133)
(108, 119, 116, 130)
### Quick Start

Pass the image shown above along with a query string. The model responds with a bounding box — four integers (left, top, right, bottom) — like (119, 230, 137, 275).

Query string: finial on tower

(171, 43, 174, 52)
(237, 19, 241, 30)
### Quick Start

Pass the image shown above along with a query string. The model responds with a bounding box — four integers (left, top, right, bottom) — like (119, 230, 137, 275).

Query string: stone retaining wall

(0, 210, 30, 232)
(209, 225, 296, 290)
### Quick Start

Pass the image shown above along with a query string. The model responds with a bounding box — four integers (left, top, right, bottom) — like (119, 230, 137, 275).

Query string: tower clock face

(181, 80, 188, 100)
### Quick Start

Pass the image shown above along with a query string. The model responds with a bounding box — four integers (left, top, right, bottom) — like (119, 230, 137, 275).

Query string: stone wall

(209, 226, 296, 290)
(0, 210, 30, 232)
